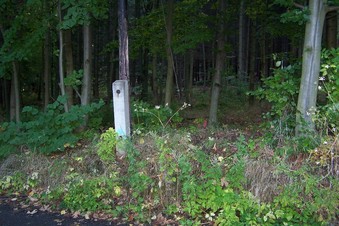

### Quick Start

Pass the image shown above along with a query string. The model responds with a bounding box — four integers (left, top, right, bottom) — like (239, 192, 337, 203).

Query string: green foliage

(0, 172, 26, 194)
(131, 100, 184, 132)
(62, 176, 120, 212)
(0, 97, 104, 156)
(97, 127, 117, 163)
(280, 8, 310, 25)
(250, 64, 300, 145)
(271, 165, 339, 224)
(129, 0, 212, 57)
(252, 63, 300, 119)
(61, 0, 108, 29)
(64, 69, 83, 88)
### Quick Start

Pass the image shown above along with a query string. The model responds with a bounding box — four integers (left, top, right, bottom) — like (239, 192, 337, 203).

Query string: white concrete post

(113, 80, 131, 156)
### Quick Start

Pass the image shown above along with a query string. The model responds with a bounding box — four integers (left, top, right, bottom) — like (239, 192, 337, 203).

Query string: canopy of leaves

(61, 0, 108, 29)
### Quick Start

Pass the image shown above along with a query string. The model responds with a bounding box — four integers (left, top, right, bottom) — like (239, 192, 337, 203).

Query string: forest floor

(1, 89, 337, 225)
(0, 198, 126, 226)
(0, 101, 270, 226)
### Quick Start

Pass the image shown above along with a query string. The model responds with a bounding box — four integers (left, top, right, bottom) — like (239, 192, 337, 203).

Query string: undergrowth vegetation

(0, 50, 338, 224)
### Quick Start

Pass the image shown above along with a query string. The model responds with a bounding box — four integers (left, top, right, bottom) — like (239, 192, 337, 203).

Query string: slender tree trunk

(238, 0, 246, 83)
(202, 43, 207, 87)
(44, 29, 51, 109)
(58, 0, 68, 112)
(10, 61, 20, 122)
(64, 29, 74, 107)
(185, 50, 194, 103)
(248, 20, 257, 106)
(296, 0, 328, 135)
(326, 11, 338, 48)
(209, 0, 226, 125)
(93, 24, 99, 100)
(0, 25, 20, 122)
(81, 24, 92, 106)
(107, 0, 118, 99)
(141, 48, 149, 100)
(152, 53, 160, 104)
(118, 0, 129, 81)
(164, 0, 174, 106)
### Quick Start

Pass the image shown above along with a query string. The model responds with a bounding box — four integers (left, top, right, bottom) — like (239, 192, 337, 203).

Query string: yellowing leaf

(139, 138, 145, 144)
(60, 210, 66, 215)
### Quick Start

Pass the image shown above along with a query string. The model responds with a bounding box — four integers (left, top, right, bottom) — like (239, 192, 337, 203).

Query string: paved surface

(0, 201, 122, 226)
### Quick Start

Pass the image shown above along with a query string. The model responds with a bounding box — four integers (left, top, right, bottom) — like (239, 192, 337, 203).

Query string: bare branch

(294, 2, 304, 9)
(327, 6, 339, 13)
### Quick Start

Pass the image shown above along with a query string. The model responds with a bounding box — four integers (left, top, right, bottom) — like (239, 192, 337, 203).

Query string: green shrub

(131, 100, 184, 132)
(97, 127, 117, 163)
(62, 176, 121, 212)
(0, 96, 104, 156)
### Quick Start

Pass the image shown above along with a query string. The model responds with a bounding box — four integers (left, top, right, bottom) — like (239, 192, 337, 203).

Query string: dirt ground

(0, 199, 126, 226)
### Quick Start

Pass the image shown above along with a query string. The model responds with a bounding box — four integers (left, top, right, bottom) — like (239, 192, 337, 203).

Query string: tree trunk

(81, 24, 92, 106)
(118, 0, 129, 81)
(93, 24, 99, 100)
(238, 0, 246, 83)
(10, 61, 20, 122)
(107, 0, 118, 100)
(202, 43, 207, 87)
(152, 53, 160, 104)
(58, 0, 69, 112)
(209, 0, 226, 126)
(43, 29, 51, 110)
(296, 0, 328, 135)
(141, 48, 149, 100)
(164, 0, 174, 106)
(248, 20, 257, 106)
(185, 50, 194, 103)
(64, 29, 74, 107)
(326, 11, 338, 48)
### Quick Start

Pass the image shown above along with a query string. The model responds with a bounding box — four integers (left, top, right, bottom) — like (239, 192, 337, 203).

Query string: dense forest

(0, 0, 338, 225)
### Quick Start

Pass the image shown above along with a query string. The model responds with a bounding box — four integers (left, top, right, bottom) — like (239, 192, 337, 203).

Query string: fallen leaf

(221, 177, 229, 187)
(84, 212, 90, 219)
(28, 196, 38, 202)
(54, 219, 63, 223)
(27, 209, 38, 215)
(212, 143, 217, 151)
(72, 211, 81, 218)
(139, 138, 145, 144)
(60, 209, 67, 215)
(39, 205, 51, 212)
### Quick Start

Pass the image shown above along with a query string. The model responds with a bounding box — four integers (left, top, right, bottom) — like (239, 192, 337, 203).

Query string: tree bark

(326, 11, 338, 48)
(296, 0, 327, 135)
(141, 48, 149, 100)
(10, 61, 20, 122)
(238, 0, 246, 83)
(164, 0, 174, 106)
(81, 24, 92, 106)
(43, 29, 51, 110)
(248, 19, 257, 106)
(185, 50, 194, 103)
(64, 29, 74, 107)
(152, 53, 160, 104)
(118, 0, 129, 81)
(107, 0, 118, 100)
(58, 0, 69, 112)
(209, 0, 226, 126)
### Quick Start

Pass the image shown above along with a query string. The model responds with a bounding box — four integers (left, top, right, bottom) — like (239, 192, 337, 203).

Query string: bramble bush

(249, 63, 301, 148)
(131, 100, 185, 132)
(0, 96, 104, 157)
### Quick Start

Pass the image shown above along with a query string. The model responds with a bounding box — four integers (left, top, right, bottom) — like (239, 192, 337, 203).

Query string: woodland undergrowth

(0, 86, 338, 225)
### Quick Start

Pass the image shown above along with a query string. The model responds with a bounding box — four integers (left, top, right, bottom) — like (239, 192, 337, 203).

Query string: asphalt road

(0, 201, 123, 226)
